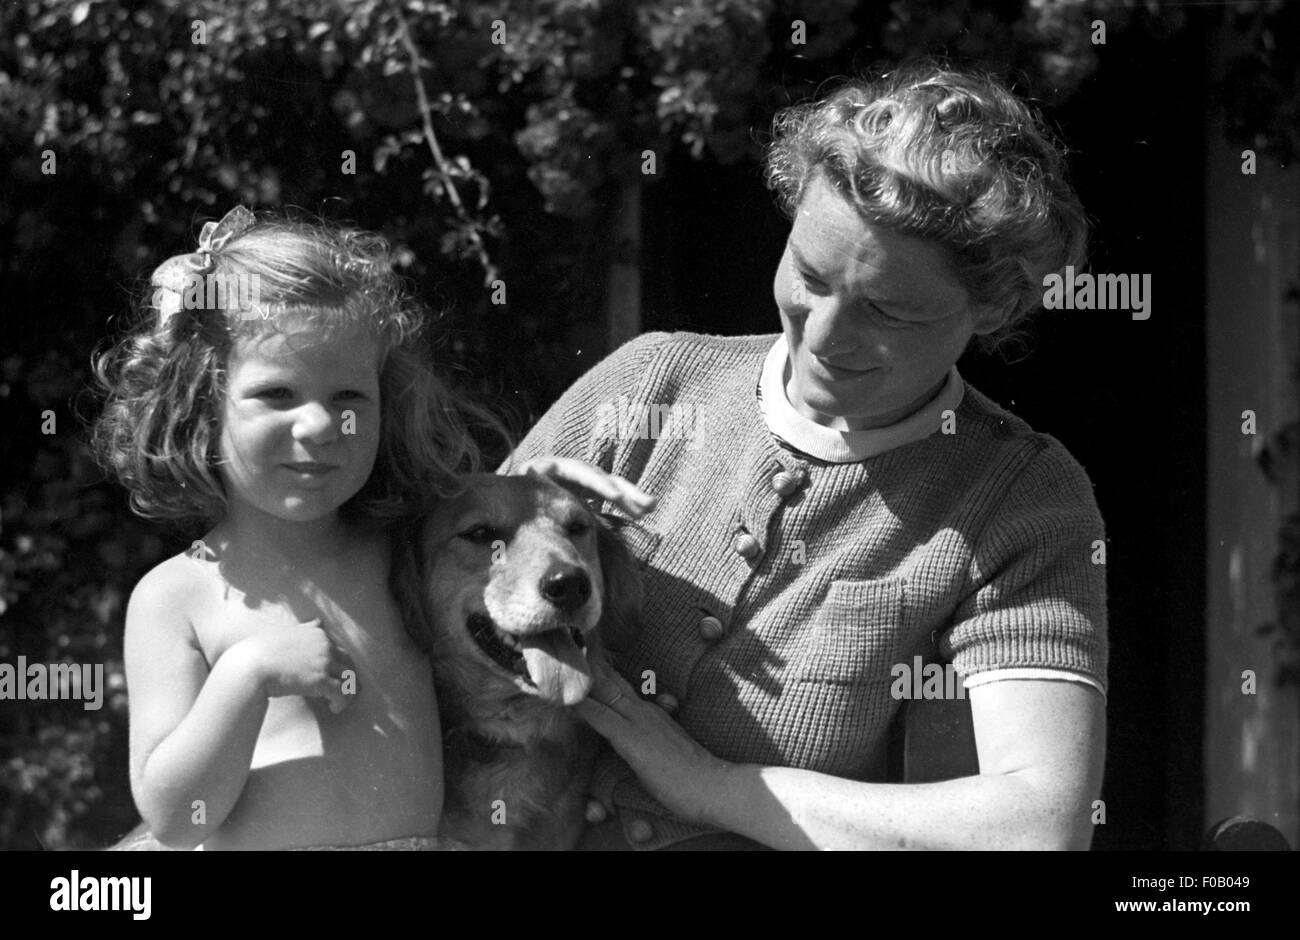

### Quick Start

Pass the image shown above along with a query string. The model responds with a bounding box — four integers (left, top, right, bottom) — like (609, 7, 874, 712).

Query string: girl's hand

(574, 662, 729, 826)
(238, 618, 356, 715)
(507, 456, 657, 519)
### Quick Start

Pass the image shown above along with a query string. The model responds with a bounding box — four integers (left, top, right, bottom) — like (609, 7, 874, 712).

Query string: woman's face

(772, 171, 1004, 430)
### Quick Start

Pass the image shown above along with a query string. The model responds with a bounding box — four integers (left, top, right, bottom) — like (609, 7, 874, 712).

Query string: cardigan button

(698, 615, 725, 641)
(627, 818, 655, 844)
(732, 533, 761, 560)
(771, 470, 799, 496)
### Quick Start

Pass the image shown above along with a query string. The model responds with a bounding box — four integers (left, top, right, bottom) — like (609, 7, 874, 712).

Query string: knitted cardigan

(509, 331, 1109, 849)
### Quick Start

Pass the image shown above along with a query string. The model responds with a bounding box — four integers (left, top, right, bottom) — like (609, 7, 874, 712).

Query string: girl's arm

(578, 670, 1106, 850)
(124, 562, 270, 849)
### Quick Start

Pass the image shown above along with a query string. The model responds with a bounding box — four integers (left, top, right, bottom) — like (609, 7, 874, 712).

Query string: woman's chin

(795, 383, 878, 422)
(795, 400, 868, 429)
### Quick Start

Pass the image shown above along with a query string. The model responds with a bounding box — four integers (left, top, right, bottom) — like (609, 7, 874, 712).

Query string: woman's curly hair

(764, 62, 1089, 355)
(92, 212, 511, 528)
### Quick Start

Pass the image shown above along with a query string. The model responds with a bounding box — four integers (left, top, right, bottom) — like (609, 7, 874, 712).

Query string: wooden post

(1204, 24, 1300, 846)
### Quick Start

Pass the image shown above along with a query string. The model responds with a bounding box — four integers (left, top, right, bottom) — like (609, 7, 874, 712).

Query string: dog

(393, 471, 642, 850)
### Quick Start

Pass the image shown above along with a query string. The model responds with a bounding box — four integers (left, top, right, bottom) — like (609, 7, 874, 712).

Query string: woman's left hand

(574, 662, 729, 826)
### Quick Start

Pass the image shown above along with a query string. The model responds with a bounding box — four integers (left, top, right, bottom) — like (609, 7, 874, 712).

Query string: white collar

(756, 334, 965, 464)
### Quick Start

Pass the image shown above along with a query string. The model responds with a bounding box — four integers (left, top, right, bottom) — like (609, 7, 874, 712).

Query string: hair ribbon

(150, 207, 256, 328)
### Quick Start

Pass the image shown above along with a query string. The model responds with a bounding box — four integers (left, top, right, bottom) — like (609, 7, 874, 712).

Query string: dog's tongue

(519, 631, 592, 705)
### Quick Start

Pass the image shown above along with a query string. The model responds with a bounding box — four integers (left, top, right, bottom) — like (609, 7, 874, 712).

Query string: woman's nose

(291, 401, 338, 443)
(806, 295, 862, 355)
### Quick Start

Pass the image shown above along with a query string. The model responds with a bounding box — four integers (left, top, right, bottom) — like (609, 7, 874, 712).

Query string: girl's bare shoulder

(125, 551, 217, 634)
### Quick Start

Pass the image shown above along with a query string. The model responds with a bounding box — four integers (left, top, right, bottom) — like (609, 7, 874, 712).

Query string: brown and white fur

(393, 472, 641, 850)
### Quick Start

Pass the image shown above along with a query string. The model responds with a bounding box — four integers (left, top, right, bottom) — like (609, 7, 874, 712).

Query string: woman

(510, 63, 1106, 850)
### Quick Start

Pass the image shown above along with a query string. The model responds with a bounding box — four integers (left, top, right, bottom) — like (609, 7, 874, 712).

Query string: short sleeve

(500, 332, 675, 472)
(942, 440, 1109, 695)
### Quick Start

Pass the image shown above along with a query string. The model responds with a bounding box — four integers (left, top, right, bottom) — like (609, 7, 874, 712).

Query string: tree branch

(391, 5, 496, 283)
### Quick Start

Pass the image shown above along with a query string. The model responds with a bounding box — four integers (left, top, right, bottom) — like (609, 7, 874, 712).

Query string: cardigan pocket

(794, 577, 907, 685)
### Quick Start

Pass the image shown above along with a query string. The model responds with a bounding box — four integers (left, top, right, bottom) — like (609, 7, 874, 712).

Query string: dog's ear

(389, 518, 434, 657)
(595, 515, 643, 660)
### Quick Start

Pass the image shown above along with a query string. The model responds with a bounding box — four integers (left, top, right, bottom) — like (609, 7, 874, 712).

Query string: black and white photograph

(0, 0, 1296, 912)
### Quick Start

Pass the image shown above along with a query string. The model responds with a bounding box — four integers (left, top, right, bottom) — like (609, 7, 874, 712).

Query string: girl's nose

(292, 401, 338, 443)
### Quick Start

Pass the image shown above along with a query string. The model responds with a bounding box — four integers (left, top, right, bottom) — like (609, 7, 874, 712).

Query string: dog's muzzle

(467, 612, 593, 705)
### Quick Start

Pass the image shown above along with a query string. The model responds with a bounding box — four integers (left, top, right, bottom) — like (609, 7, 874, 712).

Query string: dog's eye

(459, 525, 500, 544)
(565, 520, 592, 537)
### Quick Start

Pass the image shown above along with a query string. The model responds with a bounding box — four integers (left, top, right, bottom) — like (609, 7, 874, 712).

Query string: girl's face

(772, 171, 1005, 430)
(217, 322, 382, 526)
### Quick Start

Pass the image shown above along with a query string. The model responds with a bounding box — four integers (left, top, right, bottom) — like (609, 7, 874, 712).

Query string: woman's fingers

(585, 660, 637, 707)
(508, 456, 657, 518)
(573, 696, 620, 734)
(574, 667, 632, 733)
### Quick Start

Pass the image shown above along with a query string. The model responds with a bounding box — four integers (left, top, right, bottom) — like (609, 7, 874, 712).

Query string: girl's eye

(459, 525, 500, 544)
(334, 390, 370, 404)
(565, 520, 592, 538)
(256, 387, 294, 401)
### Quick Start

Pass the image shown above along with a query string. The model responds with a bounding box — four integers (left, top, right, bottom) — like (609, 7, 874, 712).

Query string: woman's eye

(335, 390, 368, 402)
(256, 387, 293, 401)
(566, 520, 592, 538)
(460, 525, 500, 544)
(854, 300, 907, 326)
(795, 272, 828, 295)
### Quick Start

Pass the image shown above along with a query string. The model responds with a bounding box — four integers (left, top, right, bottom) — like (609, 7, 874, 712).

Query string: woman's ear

(595, 516, 643, 659)
(388, 519, 434, 657)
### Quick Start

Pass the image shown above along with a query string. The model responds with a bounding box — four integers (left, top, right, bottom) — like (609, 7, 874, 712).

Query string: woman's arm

(578, 670, 1105, 850)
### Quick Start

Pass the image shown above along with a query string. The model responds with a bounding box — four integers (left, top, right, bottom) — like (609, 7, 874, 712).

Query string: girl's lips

(282, 462, 338, 474)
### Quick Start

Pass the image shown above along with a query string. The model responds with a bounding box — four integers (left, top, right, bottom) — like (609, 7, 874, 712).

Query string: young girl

(93, 209, 501, 849)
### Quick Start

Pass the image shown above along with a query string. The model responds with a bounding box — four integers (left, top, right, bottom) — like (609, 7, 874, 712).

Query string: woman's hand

(505, 455, 657, 519)
(574, 662, 729, 826)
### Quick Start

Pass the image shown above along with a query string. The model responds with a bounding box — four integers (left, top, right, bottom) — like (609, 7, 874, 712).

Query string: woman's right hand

(237, 619, 355, 714)
(506, 455, 657, 519)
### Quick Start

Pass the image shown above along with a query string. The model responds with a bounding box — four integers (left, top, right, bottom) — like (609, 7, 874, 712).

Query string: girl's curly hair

(92, 212, 511, 528)
(764, 62, 1090, 357)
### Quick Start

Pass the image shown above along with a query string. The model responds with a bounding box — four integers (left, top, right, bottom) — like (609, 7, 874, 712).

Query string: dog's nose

(540, 569, 592, 613)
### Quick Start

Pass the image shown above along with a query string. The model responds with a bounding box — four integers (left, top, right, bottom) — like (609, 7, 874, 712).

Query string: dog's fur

(393, 472, 641, 850)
